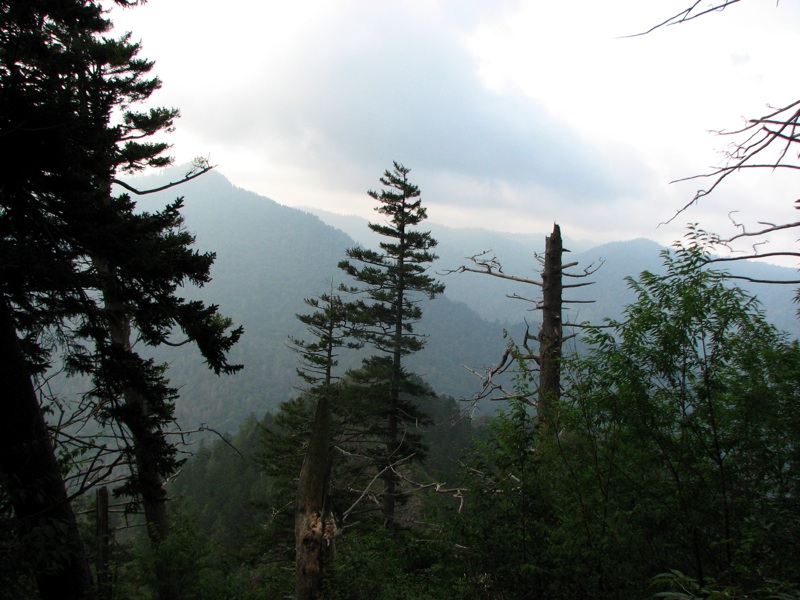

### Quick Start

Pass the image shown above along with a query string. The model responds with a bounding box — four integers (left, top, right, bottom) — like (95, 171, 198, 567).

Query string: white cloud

(110, 0, 800, 249)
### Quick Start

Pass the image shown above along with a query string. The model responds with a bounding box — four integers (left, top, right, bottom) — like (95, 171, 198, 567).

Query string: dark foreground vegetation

(2, 1, 800, 599)
(9, 240, 797, 599)
(163, 244, 800, 600)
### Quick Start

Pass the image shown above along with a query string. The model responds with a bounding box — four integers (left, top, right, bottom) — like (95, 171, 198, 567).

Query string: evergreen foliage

(96, 170, 800, 432)
(0, 1, 240, 596)
(339, 162, 445, 356)
(183, 388, 473, 598)
(4, 3, 799, 595)
(153, 239, 800, 598)
(338, 162, 445, 527)
(289, 289, 363, 388)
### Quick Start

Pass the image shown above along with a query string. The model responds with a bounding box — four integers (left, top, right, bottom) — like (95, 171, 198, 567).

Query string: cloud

(168, 2, 639, 216)
(107, 0, 800, 254)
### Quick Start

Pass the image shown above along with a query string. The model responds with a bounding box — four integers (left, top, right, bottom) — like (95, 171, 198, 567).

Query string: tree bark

(95, 255, 178, 600)
(383, 314, 403, 530)
(295, 394, 334, 600)
(96, 486, 112, 600)
(124, 391, 177, 600)
(382, 207, 407, 531)
(0, 298, 96, 600)
(538, 223, 563, 425)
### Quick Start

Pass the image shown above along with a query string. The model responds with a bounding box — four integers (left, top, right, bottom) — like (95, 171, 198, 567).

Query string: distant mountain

(108, 169, 509, 432)
(567, 238, 799, 334)
(306, 208, 799, 333)
(65, 168, 796, 435)
(303, 208, 597, 324)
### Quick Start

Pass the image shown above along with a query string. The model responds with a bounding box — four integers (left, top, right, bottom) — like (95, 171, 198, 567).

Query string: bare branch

(664, 100, 800, 223)
(113, 156, 216, 196)
(706, 252, 800, 263)
(564, 258, 605, 278)
(391, 469, 467, 513)
(623, 0, 742, 38)
(165, 423, 245, 460)
(340, 454, 414, 523)
(718, 274, 800, 285)
(684, 216, 800, 279)
(449, 264, 543, 287)
(725, 219, 800, 243)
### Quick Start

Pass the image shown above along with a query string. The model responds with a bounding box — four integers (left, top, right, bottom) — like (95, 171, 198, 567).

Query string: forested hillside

(163, 239, 800, 600)
(115, 168, 511, 432)
(5, 3, 800, 599)
(115, 169, 799, 433)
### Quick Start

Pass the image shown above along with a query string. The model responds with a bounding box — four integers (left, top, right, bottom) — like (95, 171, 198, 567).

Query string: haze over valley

(92, 167, 800, 434)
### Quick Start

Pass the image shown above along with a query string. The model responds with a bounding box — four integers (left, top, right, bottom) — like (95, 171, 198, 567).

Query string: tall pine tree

(0, 2, 241, 597)
(338, 162, 444, 528)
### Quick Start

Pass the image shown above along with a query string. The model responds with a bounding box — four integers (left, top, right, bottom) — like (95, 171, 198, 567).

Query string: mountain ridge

(98, 167, 800, 433)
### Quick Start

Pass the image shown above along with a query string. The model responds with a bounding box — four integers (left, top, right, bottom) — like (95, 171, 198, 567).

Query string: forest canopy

(1, 1, 799, 599)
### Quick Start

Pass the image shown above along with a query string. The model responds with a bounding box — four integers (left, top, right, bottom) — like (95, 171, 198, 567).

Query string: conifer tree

(0, 2, 241, 597)
(289, 290, 361, 599)
(338, 162, 444, 528)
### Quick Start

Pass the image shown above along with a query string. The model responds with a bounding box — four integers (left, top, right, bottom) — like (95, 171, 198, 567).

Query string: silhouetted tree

(289, 290, 361, 599)
(339, 162, 444, 528)
(0, 2, 241, 598)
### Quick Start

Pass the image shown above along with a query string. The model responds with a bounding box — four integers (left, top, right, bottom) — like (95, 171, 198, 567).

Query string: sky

(110, 0, 800, 253)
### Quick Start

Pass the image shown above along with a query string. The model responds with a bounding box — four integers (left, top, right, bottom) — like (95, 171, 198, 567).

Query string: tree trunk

(124, 393, 177, 600)
(295, 394, 334, 600)
(96, 486, 112, 600)
(0, 298, 96, 600)
(381, 398, 399, 530)
(95, 256, 178, 600)
(383, 221, 406, 531)
(382, 352, 400, 530)
(538, 223, 563, 425)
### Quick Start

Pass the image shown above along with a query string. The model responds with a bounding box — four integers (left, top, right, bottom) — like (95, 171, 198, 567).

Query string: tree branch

(624, 0, 742, 38)
(113, 156, 215, 196)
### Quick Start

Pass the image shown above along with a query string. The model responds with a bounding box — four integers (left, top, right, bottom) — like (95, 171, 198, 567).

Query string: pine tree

(289, 290, 361, 599)
(1, 4, 121, 596)
(338, 162, 444, 528)
(0, 2, 241, 597)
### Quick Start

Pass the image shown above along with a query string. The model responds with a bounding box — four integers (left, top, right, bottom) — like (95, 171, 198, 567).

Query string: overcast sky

(110, 0, 800, 250)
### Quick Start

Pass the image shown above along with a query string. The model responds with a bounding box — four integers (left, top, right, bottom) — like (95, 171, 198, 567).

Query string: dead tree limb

(112, 156, 215, 196)
(624, 0, 742, 38)
(454, 224, 598, 417)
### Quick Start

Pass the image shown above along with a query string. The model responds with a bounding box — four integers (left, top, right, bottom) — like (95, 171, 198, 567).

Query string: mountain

(561, 238, 799, 335)
(307, 208, 799, 333)
(112, 169, 509, 432)
(303, 207, 597, 324)
(66, 167, 797, 435)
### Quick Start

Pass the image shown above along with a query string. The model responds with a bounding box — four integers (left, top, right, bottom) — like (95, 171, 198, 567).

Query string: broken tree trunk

(295, 393, 335, 600)
(538, 223, 563, 425)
